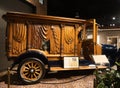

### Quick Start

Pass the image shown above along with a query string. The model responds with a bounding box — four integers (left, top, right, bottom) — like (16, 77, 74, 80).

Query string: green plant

(115, 62, 120, 71)
(94, 68, 120, 88)
(115, 62, 120, 66)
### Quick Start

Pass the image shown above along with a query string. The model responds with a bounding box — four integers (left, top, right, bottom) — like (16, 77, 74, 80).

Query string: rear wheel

(18, 58, 46, 84)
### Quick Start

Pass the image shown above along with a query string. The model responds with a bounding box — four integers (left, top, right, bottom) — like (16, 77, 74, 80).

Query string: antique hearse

(3, 12, 103, 84)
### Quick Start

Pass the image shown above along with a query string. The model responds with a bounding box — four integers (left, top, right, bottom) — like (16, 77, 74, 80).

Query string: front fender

(11, 49, 49, 70)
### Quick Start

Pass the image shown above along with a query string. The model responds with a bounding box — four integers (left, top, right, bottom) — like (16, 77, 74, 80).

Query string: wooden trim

(50, 66, 106, 71)
(93, 19, 98, 54)
(3, 12, 92, 25)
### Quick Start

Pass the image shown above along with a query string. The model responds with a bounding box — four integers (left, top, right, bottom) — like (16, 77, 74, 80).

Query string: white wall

(87, 28, 120, 47)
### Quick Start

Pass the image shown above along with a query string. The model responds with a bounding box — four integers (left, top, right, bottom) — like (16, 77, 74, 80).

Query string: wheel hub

(29, 68, 35, 74)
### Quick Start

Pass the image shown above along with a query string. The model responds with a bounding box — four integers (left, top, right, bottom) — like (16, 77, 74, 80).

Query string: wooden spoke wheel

(18, 58, 45, 84)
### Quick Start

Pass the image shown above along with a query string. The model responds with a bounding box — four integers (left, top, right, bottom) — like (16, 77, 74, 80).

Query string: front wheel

(18, 58, 46, 84)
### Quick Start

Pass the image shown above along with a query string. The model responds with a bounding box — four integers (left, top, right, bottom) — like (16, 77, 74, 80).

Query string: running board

(50, 65, 107, 71)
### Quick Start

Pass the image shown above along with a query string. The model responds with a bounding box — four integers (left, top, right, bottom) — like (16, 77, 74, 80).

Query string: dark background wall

(0, 0, 34, 71)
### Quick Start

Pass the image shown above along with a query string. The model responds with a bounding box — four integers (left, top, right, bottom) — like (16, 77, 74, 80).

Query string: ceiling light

(112, 17, 116, 20)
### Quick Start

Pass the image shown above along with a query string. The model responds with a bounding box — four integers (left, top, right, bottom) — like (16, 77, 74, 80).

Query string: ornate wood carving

(62, 26, 75, 54)
(3, 12, 99, 59)
(8, 23, 27, 56)
(50, 25, 60, 54)
(30, 25, 50, 49)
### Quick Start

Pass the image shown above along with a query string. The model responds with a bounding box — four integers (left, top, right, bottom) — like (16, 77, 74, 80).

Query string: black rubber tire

(18, 57, 46, 84)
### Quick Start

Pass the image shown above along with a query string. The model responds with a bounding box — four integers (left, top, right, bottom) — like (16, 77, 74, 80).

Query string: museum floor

(0, 70, 94, 88)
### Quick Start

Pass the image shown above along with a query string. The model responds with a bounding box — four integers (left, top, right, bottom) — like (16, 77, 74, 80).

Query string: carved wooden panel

(29, 24, 50, 50)
(49, 25, 61, 54)
(8, 23, 27, 56)
(29, 24, 61, 54)
(62, 25, 75, 54)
